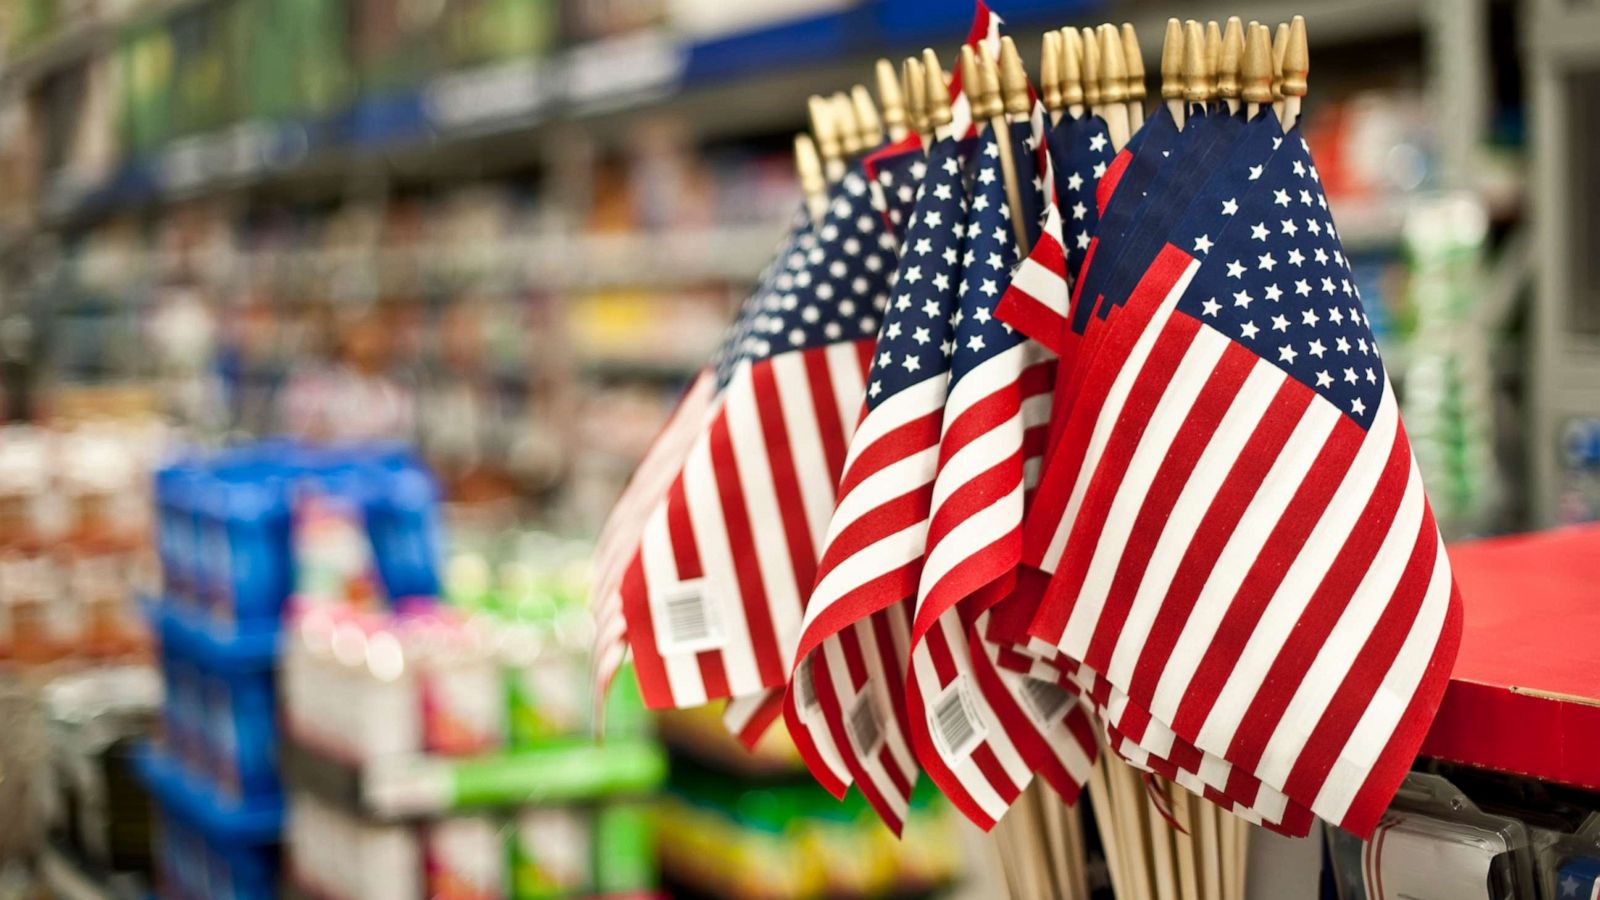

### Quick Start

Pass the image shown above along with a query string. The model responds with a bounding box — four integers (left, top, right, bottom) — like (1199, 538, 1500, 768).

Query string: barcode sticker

(652, 580, 723, 654)
(930, 680, 987, 760)
(796, 656, 821, 717)
(1020, 676, 1071, 724)
(848, 689, 885, 756)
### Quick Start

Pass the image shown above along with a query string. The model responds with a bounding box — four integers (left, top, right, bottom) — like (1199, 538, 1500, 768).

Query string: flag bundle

(592, 5, 1463, 895)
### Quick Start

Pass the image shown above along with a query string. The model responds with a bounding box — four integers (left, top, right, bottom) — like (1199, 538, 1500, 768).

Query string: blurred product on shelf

(0, 415, 167, 665)
(38, 665, 163, 899)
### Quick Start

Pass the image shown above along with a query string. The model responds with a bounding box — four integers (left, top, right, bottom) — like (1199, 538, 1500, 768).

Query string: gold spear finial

(1283, 16, 1309, 98)
(959, 44, 984, 116)
(1080, 26, 1102, 107)
(1218, 16, 1244, 102)
(998, 36, 1031, 115)
(875, 59, 907, 139)
(903, 56, 928, 136)
(1121, 23, 1145, 104)
(1242, 23, 1274, 106)
(1098, 24, 1128, 105)
(1160, 18, 1183, 101)
(1205, 20, 1223, 91)
(1269, 24, 1286, 100)
(831, 91, 862, 155)
(922, 48, 953, 129)
(851, 84, 884, 147)
(1182, 20, 1208, 103)
(1041, 30, 1064, 112)
(976, 42, 1005, 119)
(808, 94, 841, 163)
(794, 133, 827, 220)
(1062, 27, 1086, 108)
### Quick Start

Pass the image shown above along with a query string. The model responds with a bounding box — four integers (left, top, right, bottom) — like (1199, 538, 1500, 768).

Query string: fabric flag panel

(787, 132, 969, 834)
(1027, 116, 1463, 839)
(619, 174, 891, 735)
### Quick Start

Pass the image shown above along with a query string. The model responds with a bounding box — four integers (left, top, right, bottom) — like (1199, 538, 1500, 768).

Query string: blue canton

(715, 174, 894, 389)
(864, 138, 968, 409)
(948, 124, 1035, 386)
(1047, 113, 1113, 282)
(1175, 127, 1383, 428)
(871, 149, 928, 237)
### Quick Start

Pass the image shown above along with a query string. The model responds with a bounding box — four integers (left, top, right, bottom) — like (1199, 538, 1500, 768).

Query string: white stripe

(843, 618, 916, 820)
(918, 484, 1023, 610)
(1313, 525, 1452, 824)
(771, 353, 839, 547)
(1104, 358, 1283, 689)
(723, 377, 807, 671)
(638, 502, 708, 706)
(1255, 458, 1427, 786)
(840, 373, 945, 474)
(928, 418, 1021, 519)
(942, 344, 1027, 426)
(819, 446, 938, 549)
(1195, 384, 1401, 753)
(1038, 258, 1201, 575)
(826, 342, 868, 444)
(1148, 399, 1340, 724)
(1056, 325, 1229, 658)
(680, 433, 765, 696)
(806, 521, 928, 628)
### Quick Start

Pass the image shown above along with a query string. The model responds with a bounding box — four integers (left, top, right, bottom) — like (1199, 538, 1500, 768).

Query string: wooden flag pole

(1122, 23, 1146, 131)
(809, 95, 845, 181)
(967, 40, 1031, 255)
(1062, 27, 1087, 119)
(1282, 16, 1309, 132)
(1149, 779, 1181, 900)
(876, 59, 909, 142)
(1161, 18, 1185, 128)
(1219, 17, 1245, 115)
(1087, 756, 1131, 899)
(794, 134, 829, 223)
(1098, 24, 1133, 152)
(1171, 786, 1203, 900)
(852, 84, 885, 149)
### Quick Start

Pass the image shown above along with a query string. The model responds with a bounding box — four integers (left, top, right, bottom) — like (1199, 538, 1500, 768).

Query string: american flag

(995, 113, 1113, 352)
(1025, 112, 1463, 838)
(617, 177, 891, 737)
(905, 118, 1099, 828)
(785, 133, 968, 834)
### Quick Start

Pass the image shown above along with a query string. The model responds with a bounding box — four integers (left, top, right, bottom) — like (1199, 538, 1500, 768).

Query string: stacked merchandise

(0, 418, 167, 665)
(139, 441, 443, 900)
(279, 536, 663, 899)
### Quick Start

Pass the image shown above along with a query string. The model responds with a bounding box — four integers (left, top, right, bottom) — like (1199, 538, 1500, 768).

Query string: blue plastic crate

(137, 747, 281, 900)
(146, 598, 281, 801)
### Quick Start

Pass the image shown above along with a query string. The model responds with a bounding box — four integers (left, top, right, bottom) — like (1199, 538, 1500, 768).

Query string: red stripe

(1220, 428, 1413, 771)
(1167, 412, 1366, 738)
(872, 606, 910, 722)
(937, 387, 1022, 468)
(1096, 149, 1133, 213)
(970, 742, 1021, 805)
(618, 553, 673, 707)
(917, 528, 1021, 640)
(730, 691, 784, 749)
(835, 408, 942, 498)
(1080, 342, 1259, 673)
(877, 742, 914, 815)
(665, 471, 703, 579)
(925, 618, 960, 685)
(1279, 507, 1440, 804)
(805, 350, 849, 482)
(839, 619, 870, 688)
(1340, 584, 1462, 837)
(1032, 314, 1203, 645)
(1121, 379, 1312, 712)
(1023, 244, 1194, 572)
(752, 363, 820, 594)
(707, 411, 785, 688)
(814, 484, 933, 582)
